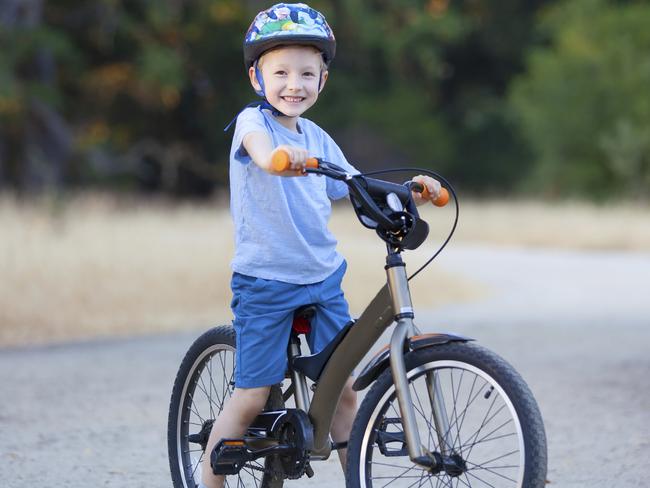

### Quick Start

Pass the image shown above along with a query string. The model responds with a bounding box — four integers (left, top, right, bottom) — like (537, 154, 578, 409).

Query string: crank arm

(247, 443, 296, 461)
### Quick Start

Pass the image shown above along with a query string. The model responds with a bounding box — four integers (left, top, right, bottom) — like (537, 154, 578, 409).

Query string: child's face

(249, 45, 328, 119)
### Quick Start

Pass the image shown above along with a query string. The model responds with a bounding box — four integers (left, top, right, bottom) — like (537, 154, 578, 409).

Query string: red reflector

(292, 316, 311, 334)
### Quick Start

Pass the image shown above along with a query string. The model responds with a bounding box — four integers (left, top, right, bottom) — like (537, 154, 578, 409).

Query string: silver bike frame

(304, 254, 445, 466)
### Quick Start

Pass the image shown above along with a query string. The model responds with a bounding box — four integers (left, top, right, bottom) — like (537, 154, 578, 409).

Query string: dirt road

(1, 245, 649, 487)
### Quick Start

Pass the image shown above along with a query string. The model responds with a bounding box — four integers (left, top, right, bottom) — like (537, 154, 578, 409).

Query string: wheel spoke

(410, 380, 439, 450)
(442, 376, 488, 454)
(456, 473, 474, 488)
(191, 451, 204, 479)
(460, 390, 498, 460)
(463, 403, 509, 461)
(464, 467, 509, 487)
(360, 353, 531, 488)
(449, 368, 465, 452)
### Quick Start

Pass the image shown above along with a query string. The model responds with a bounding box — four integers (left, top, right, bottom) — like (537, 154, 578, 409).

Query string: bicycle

(167, 151, 548, 487)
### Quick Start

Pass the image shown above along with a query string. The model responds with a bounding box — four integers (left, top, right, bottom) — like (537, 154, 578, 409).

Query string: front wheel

(346, 342, 547, 488)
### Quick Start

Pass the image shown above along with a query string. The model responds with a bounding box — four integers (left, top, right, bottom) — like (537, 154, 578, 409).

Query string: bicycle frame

(299, 251, 437, 467)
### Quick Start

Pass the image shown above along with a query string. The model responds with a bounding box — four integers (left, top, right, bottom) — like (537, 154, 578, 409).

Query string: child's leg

(201, 386, 270, 488)
(330, 377, 358, 469)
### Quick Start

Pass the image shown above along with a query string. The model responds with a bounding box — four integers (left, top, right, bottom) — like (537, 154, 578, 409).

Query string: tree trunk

(0, 0, 73, 192)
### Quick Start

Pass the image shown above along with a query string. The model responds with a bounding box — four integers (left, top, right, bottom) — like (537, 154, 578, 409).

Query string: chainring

(271, 409, 314, 479)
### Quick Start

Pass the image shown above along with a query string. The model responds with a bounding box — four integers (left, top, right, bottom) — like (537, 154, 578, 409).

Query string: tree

(0, 0, 554, 196)
(0, 0, 77, 191)
(509, 0, 650, 199)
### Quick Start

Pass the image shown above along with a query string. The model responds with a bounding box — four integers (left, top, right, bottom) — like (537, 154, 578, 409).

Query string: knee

(338, 381, 357, 412)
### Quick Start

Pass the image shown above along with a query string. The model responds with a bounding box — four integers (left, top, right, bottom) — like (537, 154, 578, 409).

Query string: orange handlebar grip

(414, 183, 450, 207)
(271, 150, 291, 171)
(271, 150, 319, 172)
(433, 187, 450, 207)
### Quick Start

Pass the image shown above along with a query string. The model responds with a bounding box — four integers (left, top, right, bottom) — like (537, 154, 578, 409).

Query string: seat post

(288, 334, 311, 412)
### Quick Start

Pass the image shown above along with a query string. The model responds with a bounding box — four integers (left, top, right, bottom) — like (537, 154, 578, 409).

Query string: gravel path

(1, 245, 649, 487)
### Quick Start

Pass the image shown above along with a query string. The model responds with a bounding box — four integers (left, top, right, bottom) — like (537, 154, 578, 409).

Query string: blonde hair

(256, 45, 328, 71)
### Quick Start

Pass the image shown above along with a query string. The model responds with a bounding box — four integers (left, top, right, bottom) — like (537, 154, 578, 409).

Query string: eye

(274, 70, 287, 76)
(303, 71, 316, 78)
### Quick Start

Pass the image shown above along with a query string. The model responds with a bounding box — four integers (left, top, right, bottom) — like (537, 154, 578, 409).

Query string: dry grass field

(1, 193, 649, 348)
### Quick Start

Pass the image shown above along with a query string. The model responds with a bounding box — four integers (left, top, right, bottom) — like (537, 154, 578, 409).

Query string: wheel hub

(442, 453, 467, 477)
(187, 419, 214, 451)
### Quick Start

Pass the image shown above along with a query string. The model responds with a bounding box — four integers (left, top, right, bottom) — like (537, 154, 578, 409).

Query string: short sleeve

(321, 131, 359, 200)
(232, 108, 269, 163)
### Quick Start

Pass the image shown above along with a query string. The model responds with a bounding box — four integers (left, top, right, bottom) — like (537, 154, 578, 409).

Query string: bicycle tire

(345, 342, 547, 488)
(167, 325, 284, 488)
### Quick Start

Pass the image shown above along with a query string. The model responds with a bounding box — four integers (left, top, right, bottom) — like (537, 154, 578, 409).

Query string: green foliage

(357, 83, 454, 164)
(0, 0, 553, 195)
(510, 0, 650, 198)
(0, 23, 80, 118)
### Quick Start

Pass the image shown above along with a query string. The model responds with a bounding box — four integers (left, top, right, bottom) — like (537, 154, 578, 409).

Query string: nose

(286, 73, 302, 91)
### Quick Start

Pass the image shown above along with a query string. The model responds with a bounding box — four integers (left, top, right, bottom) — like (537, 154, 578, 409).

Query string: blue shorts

(230, 261, 351, 388)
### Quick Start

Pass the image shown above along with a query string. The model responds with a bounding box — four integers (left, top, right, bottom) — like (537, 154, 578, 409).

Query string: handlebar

(269, 149, 457, 255)
(271, 151, 319, 172)
(271, 149, 449, 207)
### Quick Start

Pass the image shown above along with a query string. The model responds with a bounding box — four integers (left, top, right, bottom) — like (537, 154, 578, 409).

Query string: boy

(202, 4, 442, 487)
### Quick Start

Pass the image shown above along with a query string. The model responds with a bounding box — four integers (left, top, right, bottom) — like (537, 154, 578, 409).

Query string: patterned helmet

(243, 3, 336, 68)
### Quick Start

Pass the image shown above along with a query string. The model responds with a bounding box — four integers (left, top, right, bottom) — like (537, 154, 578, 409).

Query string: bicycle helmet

(243, 3, 336, 68)
(224, 3, 335, 132)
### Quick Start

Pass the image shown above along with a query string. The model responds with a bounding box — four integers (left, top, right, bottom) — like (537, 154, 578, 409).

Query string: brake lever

(304, 162, 348, 180)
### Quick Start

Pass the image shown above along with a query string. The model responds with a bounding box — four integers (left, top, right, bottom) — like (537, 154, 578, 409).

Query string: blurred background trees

(1, 0, 648, 199)
(509, 0, 650, 200)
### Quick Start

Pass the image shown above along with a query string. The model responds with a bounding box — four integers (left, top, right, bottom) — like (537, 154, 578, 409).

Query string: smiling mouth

(281, 96, 305, 103)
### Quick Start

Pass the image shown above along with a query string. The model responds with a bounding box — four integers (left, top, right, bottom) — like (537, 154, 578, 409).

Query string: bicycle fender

(351, 332, 473, 392)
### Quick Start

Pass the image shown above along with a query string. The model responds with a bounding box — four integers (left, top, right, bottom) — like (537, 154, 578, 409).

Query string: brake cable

(354, 168, 459, 281)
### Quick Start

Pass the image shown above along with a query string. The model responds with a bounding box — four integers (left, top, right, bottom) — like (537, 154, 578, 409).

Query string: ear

(318, 70, 329, 93)
(249, 66, 262, 93)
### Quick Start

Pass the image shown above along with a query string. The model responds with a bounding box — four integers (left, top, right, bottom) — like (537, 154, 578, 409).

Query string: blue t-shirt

(229, 107, 358, 284)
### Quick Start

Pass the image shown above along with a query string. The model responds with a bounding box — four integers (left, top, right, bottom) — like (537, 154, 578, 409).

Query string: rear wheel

(167, 325, 284, 488)
(346, 342, 547, 487)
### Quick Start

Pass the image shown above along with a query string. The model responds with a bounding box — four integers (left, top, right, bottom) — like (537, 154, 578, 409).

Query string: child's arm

(242, 131, 309, 176)
(411, 175, 444, 206)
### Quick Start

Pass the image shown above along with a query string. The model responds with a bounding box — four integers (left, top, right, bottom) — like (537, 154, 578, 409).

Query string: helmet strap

(253, 60, 286, 117)
(318, 68, 325, 92)
(253, 62, 266, 97)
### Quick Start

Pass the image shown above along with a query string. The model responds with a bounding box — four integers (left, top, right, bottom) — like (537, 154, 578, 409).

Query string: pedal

(210, 439, 250, 475)
(305, 463, 315, 478)
(375, 418, 408, 457)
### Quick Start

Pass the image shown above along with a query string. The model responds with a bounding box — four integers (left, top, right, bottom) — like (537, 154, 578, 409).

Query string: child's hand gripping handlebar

(271, 150, 319, 172)
(272, 148, 449, 207)
(269, 149, 456, 254)
(410, 182, 450, 207)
